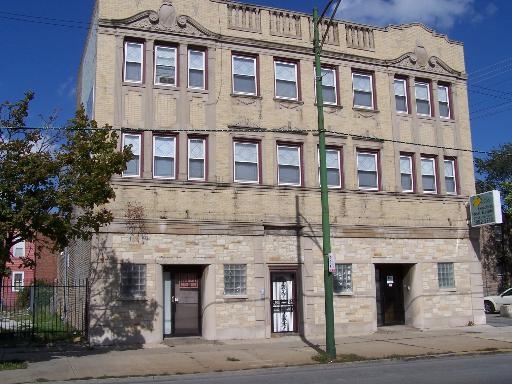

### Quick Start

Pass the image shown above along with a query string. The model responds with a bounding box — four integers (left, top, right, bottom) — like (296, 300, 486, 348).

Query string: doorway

(270, 270, 298, 333)
(375, 264, 406, 326)
(163, 267, 202, 337)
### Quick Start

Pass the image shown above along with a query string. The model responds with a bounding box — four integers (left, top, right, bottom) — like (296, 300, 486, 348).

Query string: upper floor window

(154, 45, 177, 86)
(319, 148, 342, 188)
(320, 67, 337, 105)
(400, 154, 414, 192)
(352, 72, 374, 109)
(421, 156, 437, 193)
(188, 49, 206, 89)
(188, 137, 206, 181)
(122, 133, 141, 177)
(153, 136, 176, 179)
(274, 61, 298, 100)
(415, 81, 431, 116)
(444, 158, 457, 195)
(232, 55, 257, 95)
(357, 150, 379, 190)
(124, 42, 143, 83)
(277, 144, 302, 186)
(12, 241, 25, 258)
(394, 78, 408, 113)
(438, 84, 451, 119)
(234, 141, 260, 183)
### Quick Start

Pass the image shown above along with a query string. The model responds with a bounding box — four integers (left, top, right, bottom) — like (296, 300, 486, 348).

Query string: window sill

(231, 93, 261, 99)
(187, 87, 208, 94)
(439, 288, 456, 293)
(118, 296, 147, 302)
(123, 82, 144, 88)
(223, 294, 248, 300)
(274, 98, 304, 105)
(417, 114, 435, 121)
(154, 84, 179, 91)
(334, 292, 353, 296)
(353, 106, 379, 113)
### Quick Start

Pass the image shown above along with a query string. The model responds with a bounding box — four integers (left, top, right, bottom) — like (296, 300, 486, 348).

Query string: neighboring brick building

(74, 0, 484, 345)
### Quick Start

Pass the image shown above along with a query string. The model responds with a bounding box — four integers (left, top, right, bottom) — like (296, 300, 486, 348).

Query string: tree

(0, 92, 132, 276)
(475, 143, 512, 290)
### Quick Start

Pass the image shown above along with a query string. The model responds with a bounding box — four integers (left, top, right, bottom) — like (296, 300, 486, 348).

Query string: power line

(0, 125, 490, 155)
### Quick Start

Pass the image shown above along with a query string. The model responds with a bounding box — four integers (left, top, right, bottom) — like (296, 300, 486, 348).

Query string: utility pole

(313, 0, 342, 359)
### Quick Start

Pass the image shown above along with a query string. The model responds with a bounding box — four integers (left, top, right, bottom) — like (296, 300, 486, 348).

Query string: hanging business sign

(469, 190, 503, 227)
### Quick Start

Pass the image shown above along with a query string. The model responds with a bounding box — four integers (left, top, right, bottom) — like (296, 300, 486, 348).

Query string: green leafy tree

(475, 143, 512, 289)
(0, 92, 132, 276)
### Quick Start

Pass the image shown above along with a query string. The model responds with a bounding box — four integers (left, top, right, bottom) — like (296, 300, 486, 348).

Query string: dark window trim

(276, 141, 304, 187)
(274, 58, 301, 101)
(153, 43, 179, 87)
(399, 151, 415, 193)
(420, 154, 439, 194)
(123, 39, 145, 84)
(187, 134, 208, 182)
(356, 148, 381, 191)
(352, 69, 377, 110)
(121, 129, 144, 178)
(231, 52, 259, 96)
(152, 132, 179, 180)
(232, 138, 262, 184)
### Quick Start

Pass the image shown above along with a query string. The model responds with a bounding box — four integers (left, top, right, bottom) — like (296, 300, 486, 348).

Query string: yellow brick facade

(76, 0, 485, 345)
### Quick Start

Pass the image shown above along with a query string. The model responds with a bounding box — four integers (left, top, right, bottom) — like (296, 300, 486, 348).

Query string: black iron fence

(0, 281, 89, 342)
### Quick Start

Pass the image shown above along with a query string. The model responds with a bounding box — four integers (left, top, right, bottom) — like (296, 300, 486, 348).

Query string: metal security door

(171, 269, 201, 336)
(271, 272, 297, 333)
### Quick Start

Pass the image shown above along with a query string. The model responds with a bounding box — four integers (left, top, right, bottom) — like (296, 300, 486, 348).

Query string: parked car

(484, 287, 512, 314)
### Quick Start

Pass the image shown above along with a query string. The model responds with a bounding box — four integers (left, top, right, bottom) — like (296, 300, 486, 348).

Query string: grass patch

(312, 353, 366, 363)
(0, 359, 27, 371)
(226, 356, 240, 362)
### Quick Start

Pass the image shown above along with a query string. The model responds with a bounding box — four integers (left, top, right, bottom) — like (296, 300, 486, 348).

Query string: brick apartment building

(72, 0, 485, 345)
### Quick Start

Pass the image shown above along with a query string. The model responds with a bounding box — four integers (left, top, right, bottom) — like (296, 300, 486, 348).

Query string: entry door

(171, 269, 201, 336)
(376, 265, 405, 326)
(271, 271, 297, 333)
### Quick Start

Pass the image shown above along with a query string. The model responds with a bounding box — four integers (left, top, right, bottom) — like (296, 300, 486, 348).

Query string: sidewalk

(1, 324, 512, 384)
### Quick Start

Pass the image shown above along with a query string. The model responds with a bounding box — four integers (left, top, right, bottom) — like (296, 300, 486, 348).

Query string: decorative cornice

(387, 52, 464, 77)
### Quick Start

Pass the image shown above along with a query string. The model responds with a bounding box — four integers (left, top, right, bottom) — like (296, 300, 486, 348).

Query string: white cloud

(338, 0, 477, 30)
(57, 76, 76, 100)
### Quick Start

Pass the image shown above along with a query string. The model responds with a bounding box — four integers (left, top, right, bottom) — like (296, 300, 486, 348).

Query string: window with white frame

(154, 45, 176, 86)
(421, 156, 437, 193)
(188, 137, 206, 180)
(444, 158, 457, 194)
(122, 133, 141, 177)
(12, 271, 24, 292)
(277, 144, 301, 186)
(400, 154, 414, 192)
(120, 263, 146, 298)
(320, 67, 337, 105)
(224, 264, 247, 295)
(234, 141, 259, 183)
(352, 72, 374, 109)
(12, 241, 25, 258)
(394, 78, 408, 113)
(415, 81, 431, 116)
(274, 61, 298, 100)
(438, 84, 451, 119)
(124, 41, 143, 83)
(232, 55, 257, 95)
(188, 49, 205, 89)
(319, 148, 341, 188)
(153, 136, 176, 179)
(333, 264, 352, 294)
(438, 262, 455, 289)
(357, 151, 379, 190)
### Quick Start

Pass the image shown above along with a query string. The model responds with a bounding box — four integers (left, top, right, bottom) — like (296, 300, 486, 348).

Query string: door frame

(375, 263, 410, 326)
(270, 266, 299, 333)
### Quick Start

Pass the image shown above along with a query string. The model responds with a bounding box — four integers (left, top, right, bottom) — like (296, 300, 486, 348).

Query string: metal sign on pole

(469, 190, 503, 227)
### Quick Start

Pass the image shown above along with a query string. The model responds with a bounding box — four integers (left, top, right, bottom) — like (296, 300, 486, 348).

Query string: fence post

(84, 279, 90, 343)
(31, 285, 36, 340)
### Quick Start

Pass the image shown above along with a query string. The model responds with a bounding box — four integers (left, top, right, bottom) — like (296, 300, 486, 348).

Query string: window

(120, 263, 146, 298)
(357, 151, 379, 190)
(122, 133, 141, 177)
(154, 45, 176, 86)
(12, 272, 24, 292)
(352, 72, 374, 109)
(275, 61, 298, 100)
(438, 262, 455, 289)
(234, 141, 260, 183)
(124, 41, 143, 83)
(415, 81, 431, 116)
(319, 148, 342, 188)
(277, 144, 302, 186)
(153, 136, 176, 179)
(438, 84, 451, 119)
(400, 154, 414, 192)
(394, 78, 408, 113)
(333, 264, 352, 294)
(188, 137, 206, 180)
(444, 158, 457, 195)
(188, 49, 205, 89)
(232, 55, 257, 95)
(421, 156, 437, 193)
(320, 67, 337, 105)
(12, 242, 25, 258)
(224, 264, 246, 295)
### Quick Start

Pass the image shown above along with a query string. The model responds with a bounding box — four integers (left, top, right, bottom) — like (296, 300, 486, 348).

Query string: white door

(271, 272, 296, 332)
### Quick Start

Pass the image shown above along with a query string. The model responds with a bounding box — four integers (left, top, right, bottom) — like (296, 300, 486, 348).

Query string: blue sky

(1, 0, 510, 158)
